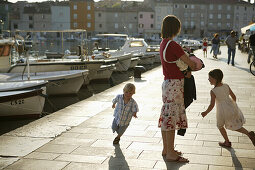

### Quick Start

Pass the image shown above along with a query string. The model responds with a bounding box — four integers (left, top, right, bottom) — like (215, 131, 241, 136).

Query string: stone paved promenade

(1, 45, 255, 170)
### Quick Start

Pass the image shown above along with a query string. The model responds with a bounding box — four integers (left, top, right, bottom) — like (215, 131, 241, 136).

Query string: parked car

(180, 39, 201, 52)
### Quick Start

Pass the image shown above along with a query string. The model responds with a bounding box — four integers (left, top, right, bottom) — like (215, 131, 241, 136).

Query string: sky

(6, 0, 255, 3)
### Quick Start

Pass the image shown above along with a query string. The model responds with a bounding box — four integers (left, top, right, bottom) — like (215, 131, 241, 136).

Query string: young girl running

(201, 69, 255, 147)
(202, 38, 208, 58)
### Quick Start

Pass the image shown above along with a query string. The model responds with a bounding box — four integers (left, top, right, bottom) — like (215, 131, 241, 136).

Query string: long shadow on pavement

(108, 144, 130, 170)
(224, 147, 243, 170)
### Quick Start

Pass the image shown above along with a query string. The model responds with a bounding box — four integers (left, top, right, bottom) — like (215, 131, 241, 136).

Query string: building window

(191, 5, 194, 9)
(99, 24, 102, 28)
(115, 23, 118, 29)
(151, 14, 153, 19)
(227, 14, 231, 19)
(191, 21, 194, 27)
(87, 22, 91, 28)
(42, 14, 45, 19)
(201, 13, 204, 18)
(129, 24, 132, 29)
(29, 24, 33, 29)
(115, 13, 118, 17)
(217, 23, 221, 27)
(87, 14, 91, 19)
(184, 4, 188, 8)
(209, 14, 213, 19)
(151, 24, 153, 28)
(13, 23, 18, 29)
(245, 7, 247, 11)
(218, 14, 221, 19)
(73, 4, 77, 10)
(43, 24, 46, 28)
(227, 23, 230, 28)
(139, 23, 143, 28)
(227, 5, 231, 10)
(201, 21, 204, 26)
(60, 24, 63, 27)
(174, 4, 179, 8)
(184, 13, 188, 18)
(87, 5, 91, 10)
(209, 4, 213, 10)
(218, 5, 222, 10)
(209, 23, 213, 27)
(74, 22, 77, 28)
(29, 16, 33, 20)
(140, 14, 143, 18)
(98, 13, 101, 17)
(73, 14, 77, 19)
(191, 13, 194, 18)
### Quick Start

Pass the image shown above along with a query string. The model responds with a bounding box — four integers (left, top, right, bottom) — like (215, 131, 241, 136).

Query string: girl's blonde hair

(123, 83, 135, 93)
(209, 69, 223, 86)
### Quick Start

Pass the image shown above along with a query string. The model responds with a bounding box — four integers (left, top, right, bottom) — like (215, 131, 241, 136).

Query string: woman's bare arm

(180, 53, 196, 70)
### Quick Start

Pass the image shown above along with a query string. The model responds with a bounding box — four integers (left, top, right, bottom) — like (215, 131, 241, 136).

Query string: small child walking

(112, 83, 139, 144)
(202, 38, 208, 58)
(201, 69, 255, 147)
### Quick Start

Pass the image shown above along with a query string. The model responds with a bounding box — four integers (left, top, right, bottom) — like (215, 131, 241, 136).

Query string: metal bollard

(134, 66, 146, 78)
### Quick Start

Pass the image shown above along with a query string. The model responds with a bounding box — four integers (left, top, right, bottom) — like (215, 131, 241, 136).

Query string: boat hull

(138, 54, 155, 65)
(0, 89, 45, 117)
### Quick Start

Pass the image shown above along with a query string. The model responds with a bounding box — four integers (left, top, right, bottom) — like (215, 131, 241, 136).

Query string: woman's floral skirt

(158, 79, 188, 131)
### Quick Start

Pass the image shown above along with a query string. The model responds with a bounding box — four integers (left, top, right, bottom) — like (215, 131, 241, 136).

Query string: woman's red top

(160, 39, 185, 80)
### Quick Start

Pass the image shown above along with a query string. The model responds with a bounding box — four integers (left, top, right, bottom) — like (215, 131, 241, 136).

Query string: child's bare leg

(219, 127, 230, 142)
(236, 127, 249, 136)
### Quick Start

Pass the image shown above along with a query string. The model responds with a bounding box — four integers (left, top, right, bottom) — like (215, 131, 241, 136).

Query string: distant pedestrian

(159, 15, 196, 163)
(211, 33, 220, 59)
(201, 69, 255, 148)
(202, 38, 208, 58)
(248, 31, 255, 63)
(112, 83, 138, 145)
(225, 31, 239, 66)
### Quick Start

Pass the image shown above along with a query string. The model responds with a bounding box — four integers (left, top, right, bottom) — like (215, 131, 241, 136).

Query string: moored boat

(0, 80, 47, 117)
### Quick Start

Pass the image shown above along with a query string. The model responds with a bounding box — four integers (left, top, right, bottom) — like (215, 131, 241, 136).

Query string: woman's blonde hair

(123, 83, 136, 93)
(161, 15, 181, 39)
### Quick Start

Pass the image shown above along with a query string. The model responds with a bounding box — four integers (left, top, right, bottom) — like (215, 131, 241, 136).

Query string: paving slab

(1, 45, 255, 169)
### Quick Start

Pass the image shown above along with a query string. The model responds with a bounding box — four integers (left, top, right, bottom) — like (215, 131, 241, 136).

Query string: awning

(241, 23, 255, 34)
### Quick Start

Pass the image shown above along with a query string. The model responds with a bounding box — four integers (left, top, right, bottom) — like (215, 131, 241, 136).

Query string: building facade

(69, 0, 95, 36)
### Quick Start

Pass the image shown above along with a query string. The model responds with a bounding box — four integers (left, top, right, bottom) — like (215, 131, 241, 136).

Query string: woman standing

(211, 33, 220, 59)
(158, 15, 196, 163)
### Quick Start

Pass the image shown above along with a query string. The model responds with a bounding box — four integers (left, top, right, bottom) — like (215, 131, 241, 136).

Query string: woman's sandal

(162, 150, 182, 157)
(166, 156, 189, 163)
(113, 137, 120, 145)
(219, 141, 232, 148)
(248, 131, 255, 146)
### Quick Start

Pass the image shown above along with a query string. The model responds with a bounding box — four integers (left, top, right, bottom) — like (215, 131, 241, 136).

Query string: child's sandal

(113, 137, 120, 145)
(219, 141, 232, 148)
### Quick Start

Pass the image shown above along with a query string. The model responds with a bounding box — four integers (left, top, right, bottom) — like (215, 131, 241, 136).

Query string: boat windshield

(129, 41, 144, 47)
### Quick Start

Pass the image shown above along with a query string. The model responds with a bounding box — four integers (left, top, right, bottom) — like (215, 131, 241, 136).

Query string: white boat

(92, 50, 132, 72)
(0, 80, 47, 117)
(0, 70, 88, 96)
(120, 37, 157, 65)
(94, 34, 158, 66)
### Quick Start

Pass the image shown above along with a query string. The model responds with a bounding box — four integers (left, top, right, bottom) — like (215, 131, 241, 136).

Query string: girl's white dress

(212, 84, 245, 130)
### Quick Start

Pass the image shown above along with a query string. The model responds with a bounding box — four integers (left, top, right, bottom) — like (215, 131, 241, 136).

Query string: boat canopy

(241, 23, 255, 34)
(95, 34, 128, 37)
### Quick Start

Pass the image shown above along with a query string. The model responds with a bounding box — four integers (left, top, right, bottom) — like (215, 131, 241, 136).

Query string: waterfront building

(69, 0, 95, 37)
(0, 0, 11, 34)
(144, 0, 255, 39)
